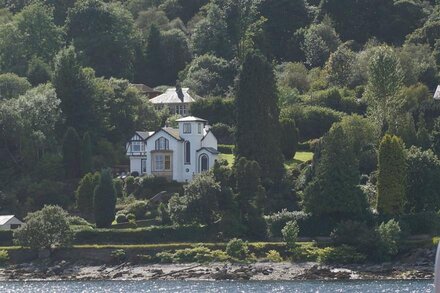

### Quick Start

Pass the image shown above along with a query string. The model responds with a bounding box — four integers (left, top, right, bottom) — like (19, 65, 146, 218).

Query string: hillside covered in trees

(1, 0, 440, 261)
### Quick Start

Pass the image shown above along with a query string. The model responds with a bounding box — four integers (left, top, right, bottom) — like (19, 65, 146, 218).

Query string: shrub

(226, 238, 249, 260)
(110, 249, 126, 264)
(0, 231, 13, 246)
(125, 176, 137, 195)
(265, 210, 309, 238)
(0, 250, 9, 265)
(156, 251, 174, 263)
(14, 205, 73, 250)
(400, 212, 440, 235)
(126, 213, 136, 222)
(331, 220, 377, 251)
(266, 250, 283, 262)
(115, 214, 128, 224)
(113, 178, 124, 198)
(316, 245, 366, 264)
(282, 221, 299, 252)
(377, 219, 401, 258)
(125, 201, 148, 220)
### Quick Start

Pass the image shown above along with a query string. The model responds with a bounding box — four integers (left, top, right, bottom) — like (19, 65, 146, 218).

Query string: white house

(126, 116, 219, 182)
(0, 215, 23, 230)
(150, 87, 199, 116)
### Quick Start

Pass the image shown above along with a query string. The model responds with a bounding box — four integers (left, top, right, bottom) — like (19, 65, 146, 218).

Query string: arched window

(200, 154, 209, 172)
(155, 137, 169, 150)
(184, 141, 191, 164)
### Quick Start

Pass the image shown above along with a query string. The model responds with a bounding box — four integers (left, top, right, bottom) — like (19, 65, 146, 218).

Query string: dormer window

(183, 123, 191, 134)
(155, 137, 169, 150)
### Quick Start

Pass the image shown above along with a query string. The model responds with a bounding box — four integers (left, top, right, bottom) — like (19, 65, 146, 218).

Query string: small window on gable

(131, 141, 143, 152)
(183, 123, 191, 134)
(198, 123, 202, 134)
(155, 137, 169, 150)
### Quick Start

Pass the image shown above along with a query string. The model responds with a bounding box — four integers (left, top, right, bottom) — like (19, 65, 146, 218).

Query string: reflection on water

(0, 280, 433, 293)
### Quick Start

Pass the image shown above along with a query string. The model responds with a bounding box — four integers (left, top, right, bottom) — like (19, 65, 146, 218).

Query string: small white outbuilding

(0, 215, 23, 230)
(434, 85, 440, 100)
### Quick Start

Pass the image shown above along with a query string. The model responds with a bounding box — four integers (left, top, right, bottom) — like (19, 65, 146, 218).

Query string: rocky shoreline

(0, 261, 433, 282)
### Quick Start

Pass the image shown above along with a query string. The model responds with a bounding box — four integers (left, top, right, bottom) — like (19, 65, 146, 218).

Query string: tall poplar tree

(94, 169, 116, 228)
(235, 51, 284, 185)
(62, 127, 82, 179)
(376, 135, 406, 216)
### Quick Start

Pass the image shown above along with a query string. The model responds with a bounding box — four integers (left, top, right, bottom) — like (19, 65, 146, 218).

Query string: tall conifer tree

(81, 132, 93, 175)
(145, 25, 164, 86)
(235, 51, 284, 185)
(62, 127, 82, 179)
(376, 134, 407, 216)
(303, 126, 368, 221)
(94, 169, 116, 228)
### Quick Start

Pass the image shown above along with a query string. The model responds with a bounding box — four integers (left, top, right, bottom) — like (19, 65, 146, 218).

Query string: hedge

(0, 231, 13, 246)
(218, 144, 234, 154)
(74, 225, 214, 245)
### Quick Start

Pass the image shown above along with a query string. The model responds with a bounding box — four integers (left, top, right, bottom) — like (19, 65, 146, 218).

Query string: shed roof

(434, 85, 440, 100)
(0, 215, 18, 225)
(150, 88, 198, 104)
(197, 147, 220, 155)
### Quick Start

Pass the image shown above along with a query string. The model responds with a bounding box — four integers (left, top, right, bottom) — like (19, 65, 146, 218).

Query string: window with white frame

(131, 141, 143, 152)
(183, 123, 191, 133)
(154, 154, 171, 171)
(155, 137, 169, 150)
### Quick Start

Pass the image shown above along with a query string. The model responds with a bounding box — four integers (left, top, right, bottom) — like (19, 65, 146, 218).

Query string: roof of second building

(176, 116, 207, 123)
(434, 85, 440, 100)
(0, 215, 18, 225)
(150, 88, 198, 104)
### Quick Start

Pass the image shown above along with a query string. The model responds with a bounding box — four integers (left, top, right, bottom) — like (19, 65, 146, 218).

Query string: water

(0, 280, 434, 293)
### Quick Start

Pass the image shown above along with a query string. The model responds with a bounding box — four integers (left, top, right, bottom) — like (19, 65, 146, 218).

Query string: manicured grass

(219, 152, 313, 169)
(219, 153, 234, 166)
(285, 151, 314, 169)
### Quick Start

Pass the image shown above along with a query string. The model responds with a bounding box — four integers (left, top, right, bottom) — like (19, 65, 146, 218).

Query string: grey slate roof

(162, 127, 182, 141)
(197, 147, 220, 155)
(150, 88, 198, 104)
(132, 84, 160, 94)
(434, 85, 440, 100)
(136, 131, 154, 140)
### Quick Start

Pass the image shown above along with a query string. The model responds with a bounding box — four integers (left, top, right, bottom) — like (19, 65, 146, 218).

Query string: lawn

(219, 152, 313, 169)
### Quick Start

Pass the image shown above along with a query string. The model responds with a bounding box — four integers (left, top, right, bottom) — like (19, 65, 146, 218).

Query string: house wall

(179, 121, 206, 182)
(201, 131, 218, 149)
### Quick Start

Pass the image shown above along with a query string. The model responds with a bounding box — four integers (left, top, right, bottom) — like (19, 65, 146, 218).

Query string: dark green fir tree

(62, 127, 82, 179)
(94, 169, 116, 228)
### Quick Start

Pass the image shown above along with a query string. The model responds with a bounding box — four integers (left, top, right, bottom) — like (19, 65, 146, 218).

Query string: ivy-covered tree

(303, 125, 368, 221)
(93, 169, 116, 228)
(62, 127, 81, 179)
(235, 51, 284, 185)
(81, 132, 93, 175)
(235, 157, 267, 239)
(376, 135, 406, 216)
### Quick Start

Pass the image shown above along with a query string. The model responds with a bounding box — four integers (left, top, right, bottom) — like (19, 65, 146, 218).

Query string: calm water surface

(0, 280, 433, 292)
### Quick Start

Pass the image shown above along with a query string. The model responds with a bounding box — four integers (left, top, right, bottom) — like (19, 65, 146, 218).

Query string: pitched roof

(434, 85, 440, 100)
(132, 84, 160, 94)
(197, 147, 220, 155)
(176, 116, 207, 123)
(150, 88, 198, 104)
(162, 127, 182, 141)
(135, 131, 154, 140)
(0, 215, 17, 225)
